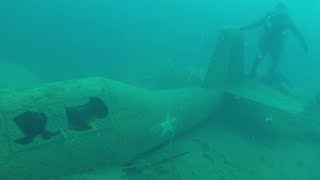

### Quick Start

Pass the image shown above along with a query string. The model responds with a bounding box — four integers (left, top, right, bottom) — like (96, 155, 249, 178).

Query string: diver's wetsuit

(241, 10, 308, 77)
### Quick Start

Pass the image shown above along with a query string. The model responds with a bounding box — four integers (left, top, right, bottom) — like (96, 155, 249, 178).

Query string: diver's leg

(249, 37, 268, 78)
(269, 50, 281, 76)
(249, 50, 266, 78)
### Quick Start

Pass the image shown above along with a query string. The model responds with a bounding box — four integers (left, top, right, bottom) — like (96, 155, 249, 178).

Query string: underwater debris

(122, 151, 190, 173)
(150, 113, 177, 138)
(13, 111, 59, 145)
(65, 97, 108, 131)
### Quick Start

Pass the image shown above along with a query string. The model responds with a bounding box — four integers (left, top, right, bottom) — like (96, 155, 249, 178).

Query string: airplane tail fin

(203, 28, 245, 89)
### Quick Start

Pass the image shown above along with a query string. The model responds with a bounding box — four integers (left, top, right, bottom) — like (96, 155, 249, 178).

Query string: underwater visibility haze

(0, 0, 320, 179)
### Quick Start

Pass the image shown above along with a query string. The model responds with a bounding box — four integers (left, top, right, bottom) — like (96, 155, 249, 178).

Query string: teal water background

(0, 0, 319, 96)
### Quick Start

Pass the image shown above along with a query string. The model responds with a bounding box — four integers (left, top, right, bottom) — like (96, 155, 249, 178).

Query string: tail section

(203, 28, 245, 89)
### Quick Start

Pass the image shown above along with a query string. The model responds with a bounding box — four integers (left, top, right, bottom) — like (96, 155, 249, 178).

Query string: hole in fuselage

(65, 97, 108, 131)
(13, 111, 59, 145)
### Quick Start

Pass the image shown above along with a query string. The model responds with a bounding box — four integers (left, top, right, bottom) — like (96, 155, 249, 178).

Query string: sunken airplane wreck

(0, 29, 313, 179)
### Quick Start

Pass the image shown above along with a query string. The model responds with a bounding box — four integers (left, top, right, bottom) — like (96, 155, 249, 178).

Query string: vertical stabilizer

(203, 28, 245, 89)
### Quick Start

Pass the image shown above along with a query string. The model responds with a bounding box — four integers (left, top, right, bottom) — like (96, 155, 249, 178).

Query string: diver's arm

(290, 23, 308, 53)
(240, 16, 266, 31)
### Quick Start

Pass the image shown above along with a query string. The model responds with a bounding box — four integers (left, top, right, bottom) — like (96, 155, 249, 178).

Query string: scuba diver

(240, 2, 308, 78)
